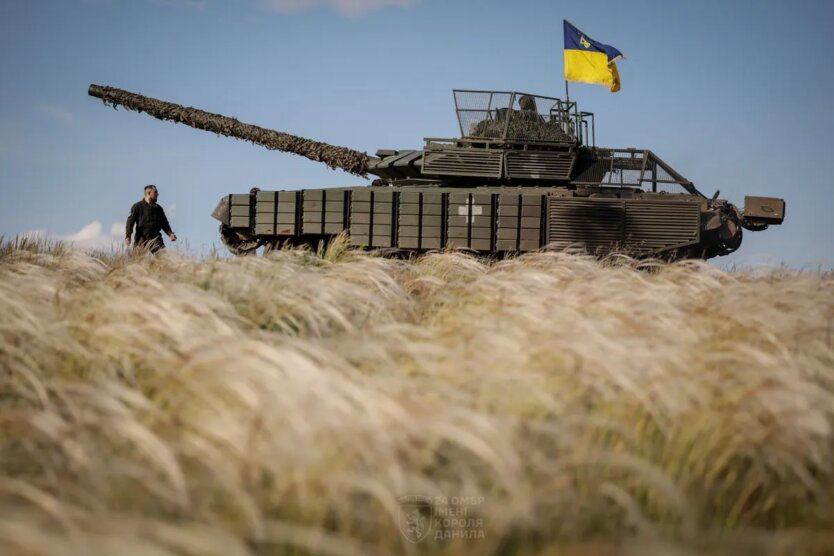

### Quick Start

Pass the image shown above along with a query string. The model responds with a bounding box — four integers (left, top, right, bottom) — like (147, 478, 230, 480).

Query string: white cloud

(24, 221, 126, 251)
(260, 0, 416, 16)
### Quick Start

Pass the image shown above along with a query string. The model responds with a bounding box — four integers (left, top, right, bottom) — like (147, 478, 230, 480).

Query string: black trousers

(134, 234, 165, 253)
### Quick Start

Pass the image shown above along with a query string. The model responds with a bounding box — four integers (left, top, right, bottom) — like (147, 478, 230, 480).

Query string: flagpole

(563, 19, 569, 136)
(564, 79, 572, 139)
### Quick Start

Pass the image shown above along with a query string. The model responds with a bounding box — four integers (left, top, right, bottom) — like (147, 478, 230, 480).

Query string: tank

(88, 84, 785, 259)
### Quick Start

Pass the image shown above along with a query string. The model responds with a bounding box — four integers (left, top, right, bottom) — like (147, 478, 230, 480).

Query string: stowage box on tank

(88, 85, 784, 259)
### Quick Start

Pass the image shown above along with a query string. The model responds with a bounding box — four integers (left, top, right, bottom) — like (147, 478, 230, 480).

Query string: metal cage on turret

(453, 90, 595, 145)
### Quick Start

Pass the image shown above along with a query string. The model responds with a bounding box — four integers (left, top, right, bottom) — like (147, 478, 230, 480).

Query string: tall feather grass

(1, 237, 832, 555)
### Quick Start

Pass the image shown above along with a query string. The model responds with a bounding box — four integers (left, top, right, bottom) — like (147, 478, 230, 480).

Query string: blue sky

(1, 0, 832, 266)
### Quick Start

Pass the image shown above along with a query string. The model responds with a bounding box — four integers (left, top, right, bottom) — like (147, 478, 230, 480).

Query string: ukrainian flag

(564, 20, 623, 93)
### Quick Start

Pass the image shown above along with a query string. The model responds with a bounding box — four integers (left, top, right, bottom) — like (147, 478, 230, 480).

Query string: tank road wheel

(718, 211, 743, 256)
(219, 223, 261, 256)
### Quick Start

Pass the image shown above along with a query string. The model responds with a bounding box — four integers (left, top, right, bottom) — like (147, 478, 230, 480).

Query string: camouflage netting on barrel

(469, 112, 573, 143)
(88, 85, 370, 177)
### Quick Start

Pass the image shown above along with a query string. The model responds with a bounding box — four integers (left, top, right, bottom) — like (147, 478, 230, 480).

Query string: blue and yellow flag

(564, 20, 623, 93)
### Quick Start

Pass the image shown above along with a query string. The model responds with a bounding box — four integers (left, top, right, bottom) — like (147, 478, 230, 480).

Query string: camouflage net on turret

(89, 85, 370, 177)
(469, 112, 573, 143)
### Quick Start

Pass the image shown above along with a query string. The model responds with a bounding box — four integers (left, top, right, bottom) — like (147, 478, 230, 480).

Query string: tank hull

(214, 185, 745, 260)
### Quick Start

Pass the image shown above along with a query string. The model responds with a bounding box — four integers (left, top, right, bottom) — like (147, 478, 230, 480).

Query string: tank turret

(88, 84, 785, 258)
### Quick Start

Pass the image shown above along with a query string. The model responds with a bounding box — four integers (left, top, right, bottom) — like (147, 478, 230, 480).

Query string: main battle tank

(88, 84, 785, 259)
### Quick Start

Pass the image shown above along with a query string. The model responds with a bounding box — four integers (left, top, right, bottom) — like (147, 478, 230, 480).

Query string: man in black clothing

(125, 184, 177, 252)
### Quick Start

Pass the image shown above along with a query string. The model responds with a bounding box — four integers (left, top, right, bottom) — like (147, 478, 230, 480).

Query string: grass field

(1, 237, 833, 555)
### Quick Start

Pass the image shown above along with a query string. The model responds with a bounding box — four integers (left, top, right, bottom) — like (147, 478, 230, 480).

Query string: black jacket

(126, 200, 173, 242)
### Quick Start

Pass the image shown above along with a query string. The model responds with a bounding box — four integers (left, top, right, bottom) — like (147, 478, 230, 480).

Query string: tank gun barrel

(88, 84, 371, 177)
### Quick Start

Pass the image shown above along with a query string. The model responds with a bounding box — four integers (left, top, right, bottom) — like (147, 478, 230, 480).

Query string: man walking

(125, 184, 177, 253)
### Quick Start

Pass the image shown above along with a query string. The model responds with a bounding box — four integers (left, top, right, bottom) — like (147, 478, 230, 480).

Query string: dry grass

(1, 236, 833, 555)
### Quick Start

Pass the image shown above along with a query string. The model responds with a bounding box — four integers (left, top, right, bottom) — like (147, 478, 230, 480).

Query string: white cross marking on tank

(458, 199, 483, 223)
